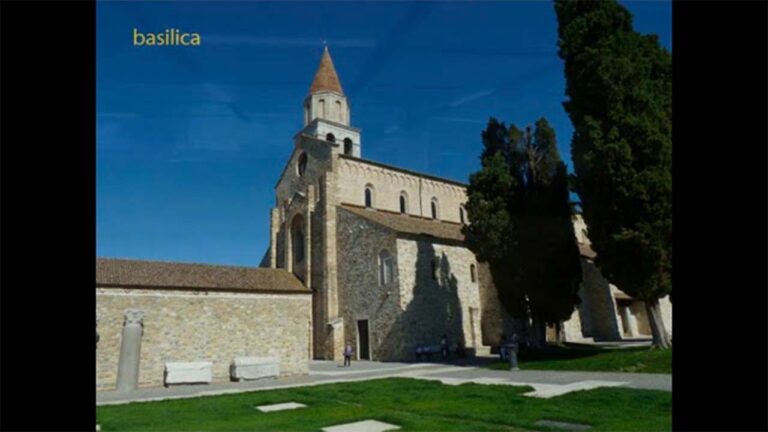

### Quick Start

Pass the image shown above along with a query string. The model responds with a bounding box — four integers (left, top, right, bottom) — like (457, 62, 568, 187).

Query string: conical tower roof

(309, 46, 344, 95)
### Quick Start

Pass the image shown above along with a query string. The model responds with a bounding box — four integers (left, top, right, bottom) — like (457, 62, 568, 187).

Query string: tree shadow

(377, 241, 465, 363)
(518, 344, 650, 363)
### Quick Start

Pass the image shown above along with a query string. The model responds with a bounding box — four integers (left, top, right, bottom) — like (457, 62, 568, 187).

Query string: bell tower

(298, 46, 361, 158)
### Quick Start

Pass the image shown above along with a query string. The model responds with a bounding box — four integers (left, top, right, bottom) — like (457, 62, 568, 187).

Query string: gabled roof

(309, 46, 344, 95)
(96, 258, 310, 294)
(339, 204, 465, 243)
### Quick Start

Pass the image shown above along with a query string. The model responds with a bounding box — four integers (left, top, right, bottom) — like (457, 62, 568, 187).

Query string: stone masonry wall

(396, 239, 484, 358)
(580, 258, 622, 341)
(630, 301, 652, 336)
(275, 136, 333, 206)
(476, 263, 519, 347)
(336, 207, 401, 361)
(336, 157, 468, 224)
(562, 307, 586, 342)
(310, 203, 327, 358)
(96, 288, 311, 390)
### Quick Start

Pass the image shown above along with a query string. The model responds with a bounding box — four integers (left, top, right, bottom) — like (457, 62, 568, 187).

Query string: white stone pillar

(116, 310, 144, 392)
(627, 306, 639, 337)
(621, 306, 638, 337)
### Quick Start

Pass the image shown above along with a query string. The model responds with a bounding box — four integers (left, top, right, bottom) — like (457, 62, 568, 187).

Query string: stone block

(256, 402, 306, 412)
(535, 420, 592, 431)
(322, 420, 400, 432)
(164, 361, 212, 386)
(230, 357, 280, 381)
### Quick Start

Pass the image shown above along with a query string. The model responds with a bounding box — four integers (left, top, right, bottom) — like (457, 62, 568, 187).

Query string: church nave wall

(335, 157, 468, 224)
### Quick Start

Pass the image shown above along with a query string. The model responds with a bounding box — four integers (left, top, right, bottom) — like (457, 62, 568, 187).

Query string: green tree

(464, 118, 582, 349)
(554, 0, 672, 348)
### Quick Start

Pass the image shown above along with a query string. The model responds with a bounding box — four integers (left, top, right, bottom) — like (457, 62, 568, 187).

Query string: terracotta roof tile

(96, 258, 310, 294)
(339, 204, 465, 242)
(309, 46, 344, 94)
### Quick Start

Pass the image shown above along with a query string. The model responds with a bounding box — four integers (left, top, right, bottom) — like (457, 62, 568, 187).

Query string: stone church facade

(263, 47, 518, 361)
(96, 47, 672, 390)
(264, 47, 672, 360)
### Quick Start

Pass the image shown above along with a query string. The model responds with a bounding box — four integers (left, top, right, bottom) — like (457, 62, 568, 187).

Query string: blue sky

(97, 1, 671, 266)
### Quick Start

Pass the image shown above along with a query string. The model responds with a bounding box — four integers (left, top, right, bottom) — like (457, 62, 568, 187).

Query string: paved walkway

(97, 359, 671, 406)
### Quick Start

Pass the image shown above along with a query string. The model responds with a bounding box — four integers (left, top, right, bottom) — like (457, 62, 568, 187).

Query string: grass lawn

(96, 378, 671, 431)
(486, 345, 672, 374)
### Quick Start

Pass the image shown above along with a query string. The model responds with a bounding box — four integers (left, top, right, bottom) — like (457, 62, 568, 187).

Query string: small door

(357, 320, 370, 360)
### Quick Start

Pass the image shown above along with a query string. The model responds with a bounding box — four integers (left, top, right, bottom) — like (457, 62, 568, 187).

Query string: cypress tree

(555, 0, 672, 347)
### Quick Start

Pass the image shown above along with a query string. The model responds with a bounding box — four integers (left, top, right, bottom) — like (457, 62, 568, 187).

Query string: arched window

(399, 192, 408, 214)
(326, 133, 335, 143)
(343, 138, 353, 155)
(364, 185, 374, 208)
(319, 99, 325, 118)
(460, 206, 466, 224)
(379, 249, 394, 286)
(470, 264, 476, 283)
(335, 100, 342, 122)
(430, 198, 439, 219)
(297, 152, 308, 176)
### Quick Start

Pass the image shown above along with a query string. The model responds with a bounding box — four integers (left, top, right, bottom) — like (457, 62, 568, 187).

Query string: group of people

(341, 333, 475, 367)
(499, 333, 520, 361)
(414, 334, 466, 361)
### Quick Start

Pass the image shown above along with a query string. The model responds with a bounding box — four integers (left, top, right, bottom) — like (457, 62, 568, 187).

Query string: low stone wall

(96, 287, 311, 390)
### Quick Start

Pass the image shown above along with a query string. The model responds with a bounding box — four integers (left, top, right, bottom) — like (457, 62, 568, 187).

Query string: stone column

(285, 212, 293, 274)
(116, 310, 144, 392)
(627, 306, 639, 337)
(621, 306, 638, 337)
(468, 307, 479, 350)
(322, 172, 339, 359)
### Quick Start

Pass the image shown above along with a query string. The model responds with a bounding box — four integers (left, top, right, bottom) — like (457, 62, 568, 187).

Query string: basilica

(260, 46, 507, 360)
(95, 47, 670, 390)
(258, 47, 670, 361)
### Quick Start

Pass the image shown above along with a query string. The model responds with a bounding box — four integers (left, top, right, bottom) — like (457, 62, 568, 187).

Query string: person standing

(441, 334, 449, 359)
(508, 333, 520, 370)
(499, 334, 508, 361)
(343, 344, 353, 367)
